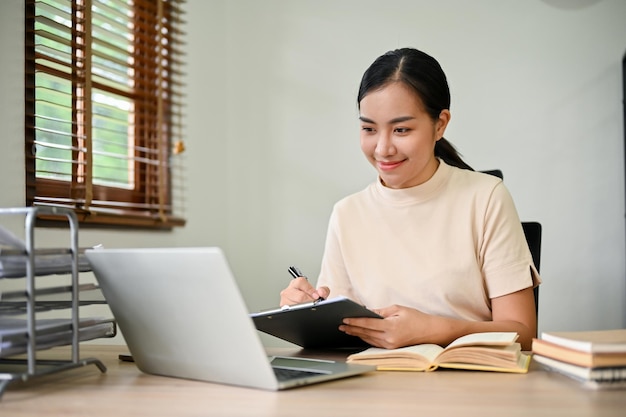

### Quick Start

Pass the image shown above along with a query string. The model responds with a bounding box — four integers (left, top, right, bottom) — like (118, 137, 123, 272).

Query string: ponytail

(435, 138, 473, 171)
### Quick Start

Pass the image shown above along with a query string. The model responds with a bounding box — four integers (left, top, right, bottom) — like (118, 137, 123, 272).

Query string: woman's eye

(361, 126, 375, 133)
(395, 127, 409, 134)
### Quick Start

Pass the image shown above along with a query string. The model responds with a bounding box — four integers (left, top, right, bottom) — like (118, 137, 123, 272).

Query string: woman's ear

(436, 109, 451, 139)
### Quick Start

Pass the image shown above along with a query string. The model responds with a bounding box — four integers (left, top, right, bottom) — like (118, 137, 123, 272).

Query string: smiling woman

(358, 82, 450, 189)
(280, 47, 541, 351)
(357, 48, 472, 174)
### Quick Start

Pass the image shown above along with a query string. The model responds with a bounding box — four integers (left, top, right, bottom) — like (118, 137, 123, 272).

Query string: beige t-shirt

(317, 160, 541, 321)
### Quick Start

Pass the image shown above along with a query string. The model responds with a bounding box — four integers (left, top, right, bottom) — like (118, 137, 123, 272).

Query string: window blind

(25, 0, 186, 229)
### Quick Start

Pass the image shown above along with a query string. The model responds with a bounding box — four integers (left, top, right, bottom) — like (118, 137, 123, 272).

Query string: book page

(439, 352, 531, 374)
(347, 344, 444, 370)
(437, 344, 521, 367)
(445, 332, 519, 350)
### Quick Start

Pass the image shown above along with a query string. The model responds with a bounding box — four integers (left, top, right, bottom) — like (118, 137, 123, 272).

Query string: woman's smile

(377, 160, 405, 171)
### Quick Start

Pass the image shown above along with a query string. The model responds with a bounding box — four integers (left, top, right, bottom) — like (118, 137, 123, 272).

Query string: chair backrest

(521, 221, 542, 317)
(480, 169, 503, 179)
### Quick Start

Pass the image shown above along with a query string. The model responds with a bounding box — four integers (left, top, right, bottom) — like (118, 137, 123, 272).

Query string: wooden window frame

(24, 0, 186, 230)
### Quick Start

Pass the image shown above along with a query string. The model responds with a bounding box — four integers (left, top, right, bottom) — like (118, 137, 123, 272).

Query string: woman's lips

(377, 160, 404, 171)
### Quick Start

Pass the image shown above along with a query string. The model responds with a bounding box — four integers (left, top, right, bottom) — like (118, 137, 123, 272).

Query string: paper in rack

(0, 317, 117, 358)
(0, 224, 26, 250)
(0, 224, 97, 278)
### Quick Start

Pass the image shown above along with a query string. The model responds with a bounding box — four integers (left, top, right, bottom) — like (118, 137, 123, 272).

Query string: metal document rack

(0, 207, 114, 398)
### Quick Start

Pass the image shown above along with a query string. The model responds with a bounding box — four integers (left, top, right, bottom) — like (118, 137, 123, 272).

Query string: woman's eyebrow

(388, 116, 416, 123)
(358, 115, 416, 124)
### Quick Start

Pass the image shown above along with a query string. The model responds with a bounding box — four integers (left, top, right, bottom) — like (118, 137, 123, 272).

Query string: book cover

(532, 338, 626, 368)
(540, 329, 626, 354)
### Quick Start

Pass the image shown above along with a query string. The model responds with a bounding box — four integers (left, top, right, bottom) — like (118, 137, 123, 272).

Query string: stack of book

(532, 329, 626, 389)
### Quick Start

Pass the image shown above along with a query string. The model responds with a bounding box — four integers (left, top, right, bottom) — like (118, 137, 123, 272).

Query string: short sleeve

(480, 182, 542, 298)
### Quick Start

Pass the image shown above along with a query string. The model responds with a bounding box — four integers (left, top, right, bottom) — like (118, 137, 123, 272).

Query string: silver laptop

(85, 247, 374, 390)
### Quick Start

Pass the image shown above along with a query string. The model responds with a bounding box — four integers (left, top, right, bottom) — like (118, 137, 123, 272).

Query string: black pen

(288, 265, 305, 280)
(287, 265, 325, 303)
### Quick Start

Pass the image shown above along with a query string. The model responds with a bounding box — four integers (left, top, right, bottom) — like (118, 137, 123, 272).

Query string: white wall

(1, 0, 625, 346)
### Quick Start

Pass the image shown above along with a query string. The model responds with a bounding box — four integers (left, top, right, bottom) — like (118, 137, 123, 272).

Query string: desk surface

(1, 345, 625, 417)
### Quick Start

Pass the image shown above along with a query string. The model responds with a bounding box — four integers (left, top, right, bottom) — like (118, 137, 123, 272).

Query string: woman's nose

(375, 131, 396, 157)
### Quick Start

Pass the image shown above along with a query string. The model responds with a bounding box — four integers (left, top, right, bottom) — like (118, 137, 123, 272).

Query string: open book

(346, 332, 530, 373)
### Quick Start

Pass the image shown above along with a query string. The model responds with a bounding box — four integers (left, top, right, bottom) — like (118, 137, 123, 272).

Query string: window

(25, 0, 186, 229)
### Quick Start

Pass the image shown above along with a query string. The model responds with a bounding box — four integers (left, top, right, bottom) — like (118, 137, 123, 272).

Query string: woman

(280, 48, 540, 350)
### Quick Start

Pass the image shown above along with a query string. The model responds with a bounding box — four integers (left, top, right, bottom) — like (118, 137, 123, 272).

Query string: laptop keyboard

(272, 367, 323, 382)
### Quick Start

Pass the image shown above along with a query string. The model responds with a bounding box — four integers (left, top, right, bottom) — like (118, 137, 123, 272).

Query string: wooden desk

(1, 345, 624, 417)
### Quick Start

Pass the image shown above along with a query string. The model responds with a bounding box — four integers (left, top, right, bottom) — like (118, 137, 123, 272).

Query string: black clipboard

(250, 296, 382, 349)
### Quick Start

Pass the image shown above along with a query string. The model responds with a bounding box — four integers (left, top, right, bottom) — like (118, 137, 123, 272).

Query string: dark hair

(357, 48, 473, 171)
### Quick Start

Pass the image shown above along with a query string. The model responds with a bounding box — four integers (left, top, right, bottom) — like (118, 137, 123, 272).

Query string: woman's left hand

(340, 304, 434, 349)
(340, 286, 537, 350)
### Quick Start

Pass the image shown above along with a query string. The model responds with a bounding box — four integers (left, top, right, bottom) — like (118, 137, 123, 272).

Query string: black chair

(480, 169, 503, 180)
(522, 221, 542, 317)
(481, 169, 542, 316)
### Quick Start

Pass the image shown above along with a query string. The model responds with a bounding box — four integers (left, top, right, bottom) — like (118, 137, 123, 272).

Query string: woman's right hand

(279, 277, 330, 306)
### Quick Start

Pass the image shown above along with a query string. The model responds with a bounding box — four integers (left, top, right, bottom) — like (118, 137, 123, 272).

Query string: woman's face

(359, 82, 450, 189)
